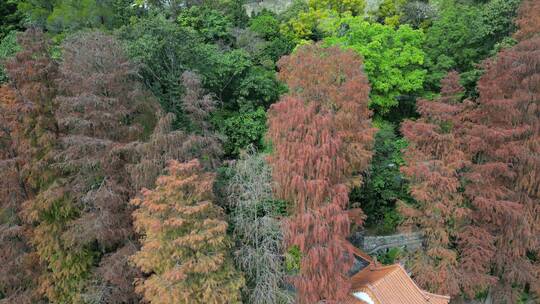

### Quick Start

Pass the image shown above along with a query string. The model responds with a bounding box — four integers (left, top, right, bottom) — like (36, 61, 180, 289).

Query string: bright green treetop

(18, 0, 137, 32)
(308, 0, 365, 15)
(423, 0, 520, 93)
(281, 0, 366, 44)
(324, 18, 426, 114)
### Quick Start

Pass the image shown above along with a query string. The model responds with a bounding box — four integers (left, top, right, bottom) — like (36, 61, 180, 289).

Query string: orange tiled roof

(347, 260, 450, 304)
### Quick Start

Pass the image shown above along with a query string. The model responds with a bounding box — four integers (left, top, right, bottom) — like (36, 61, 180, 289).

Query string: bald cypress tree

(127, 70, 223, 192)
(400, 72, 495, 297)
(20, 31, 159, 303)
(228, 149, 292, 304)
(131, 159, 244, 304)
(401, 36, 540, 301)
(0, 85, 44, 304)
(514, 0, 540, 42)
(267, 44, 374, 303)
(4, 28, 59, 195)
(461, 36, 540, 302)
(2, 28, 59, 303)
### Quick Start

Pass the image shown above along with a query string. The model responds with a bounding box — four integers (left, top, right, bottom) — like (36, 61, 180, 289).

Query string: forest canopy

(0, 0, 538, 303)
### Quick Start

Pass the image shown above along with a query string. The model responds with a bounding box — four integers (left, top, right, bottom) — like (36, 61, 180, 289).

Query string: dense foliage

(17, 0, 139, 32)
(0, 1, 22, 40)
(462, 36, 539, 302)
(400, 71, 473, 297)
(131, 160, 244, 304)
(267, 44, 375, 303)
(118, 11, 286, 155)
(25, 31, 158, 303)
(514, 0, 540, 42)
(324, 18, 426, 114)
(0, 0, 538, 303)
(401, 34, 540, 302)
(0, 31, 20, 84)
(351, 120, 409, 234)
(0, 83, 43, 304)
(423, 0, 521, 94)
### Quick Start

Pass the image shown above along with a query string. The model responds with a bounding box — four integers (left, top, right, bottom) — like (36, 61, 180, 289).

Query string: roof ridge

(422, 290, 452, 300)
(371, 264, 399, 271)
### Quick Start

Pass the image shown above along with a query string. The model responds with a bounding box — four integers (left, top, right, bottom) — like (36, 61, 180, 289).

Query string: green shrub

(222, 107, 267, 157)
(0, 31, 20, 83)
(377, 247, 401, 265)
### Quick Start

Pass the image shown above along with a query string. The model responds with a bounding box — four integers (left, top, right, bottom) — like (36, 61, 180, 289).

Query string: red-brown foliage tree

(514, 0, 540, 42)
(127, 71, 223, 191)
(276, 44, 375, 184)
(0, 86, 23, 207)
(0, 85, 43, 304)
(267, 44, 374, 303)
(461, 36, 540, 302)
(401, 36, 540, 301)
(126, 71, 227, 304)
(21, 31, 159, 303)
(1, 28, 60, 303)
(4, 28, 59, 194)
(6, 29, 224, 304)
(131, 159, 244, 304)
(400, 72, 495, 297)
(181, 71, 218, 133)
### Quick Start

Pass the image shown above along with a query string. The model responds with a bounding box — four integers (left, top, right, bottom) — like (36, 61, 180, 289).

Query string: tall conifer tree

(461, 36, 540, 302)
(2, 28, 59, 303)
(267, 44, 374, 303)
(131, 159, 244, 304)
(19, 31, 158, 303)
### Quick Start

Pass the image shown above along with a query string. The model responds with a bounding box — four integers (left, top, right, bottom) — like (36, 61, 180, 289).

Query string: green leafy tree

(324, 18, 426, 115)
(121, 15, 281, 126)
(177, 6, 233, 43)
(280, 0, 367, 44)
(0, 0, 23, 40)
(372, 0, 408, 27)
(280, 6, 335, 44)
(133, 0, 248, 24)
(351, 120, 409, 234)
(248, 10, 295, 65)
(250, 11, 281, 39)
(119, 15, 222, 125)
(220, 107, 267, 156)
(0, 31, 21, 83)
(120, 12, 284, 159)
(18, 0, 139, 32)
(233, 66, 286, 109)
(308, 0, 366, 16)
(16, 0, 56, 28)
(423, 0, 520, 92)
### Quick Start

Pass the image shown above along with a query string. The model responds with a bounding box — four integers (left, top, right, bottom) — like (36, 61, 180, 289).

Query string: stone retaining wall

(243, 0, 293, 16)
(243, 0, 386, 17)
